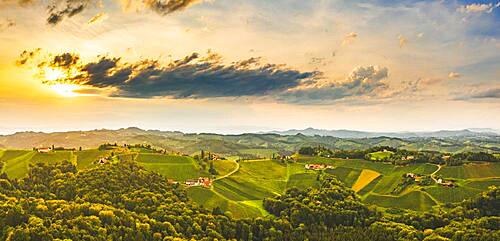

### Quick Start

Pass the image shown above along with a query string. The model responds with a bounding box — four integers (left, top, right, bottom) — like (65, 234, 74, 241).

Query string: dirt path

(430, 164, 442, 183)
(214, 160, 240, 181)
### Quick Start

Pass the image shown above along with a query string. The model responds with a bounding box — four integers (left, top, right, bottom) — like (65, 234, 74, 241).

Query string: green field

(368, 151, 394, 161)
(424, 185, 483, 203)
(325, 167, 361, 187)
(238, 149, 277, 158)
(187, 187, 262, 218)
(136, 153, 205, 181)
(464, 178, 500, 190)
(364, 191, 437, 211)
(213, 159, 238, 176)
(74, 150, 110, 169)
(2, 150, 75, 178)
(437, 162, 500, 179)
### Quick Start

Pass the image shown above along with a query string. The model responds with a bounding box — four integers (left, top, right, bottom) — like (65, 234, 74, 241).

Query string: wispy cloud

(342, 32, 358, 46)
(398, 34, 407, 48)
(448, 72, 461, 78)
(455, 87, 500, 100)
(5, 0, 205, 25)
(0, 18, 15, 31)
(457, 2, 500, 14)
(87, 12, 108, 25)
(279, 65, 389, 104)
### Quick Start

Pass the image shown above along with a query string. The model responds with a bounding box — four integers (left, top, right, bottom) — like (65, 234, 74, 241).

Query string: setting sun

(43, 68, 67, 81)
(49, 83, 79, 97)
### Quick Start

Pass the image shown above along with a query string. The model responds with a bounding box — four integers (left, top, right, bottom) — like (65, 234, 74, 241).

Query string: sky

(0, 0, 499, 134)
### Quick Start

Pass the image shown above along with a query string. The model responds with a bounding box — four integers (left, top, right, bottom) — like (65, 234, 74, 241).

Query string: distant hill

(0, 127, 499, 154)
(264, 127, 500, 138)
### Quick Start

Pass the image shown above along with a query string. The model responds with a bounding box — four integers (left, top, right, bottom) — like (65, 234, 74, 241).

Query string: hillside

(0, 159, 498, 240)
(1, 128, 499, 154)
(266, 127, 500, 138)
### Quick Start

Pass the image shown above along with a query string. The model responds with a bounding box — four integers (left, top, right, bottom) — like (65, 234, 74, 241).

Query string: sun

(44, 68, 67, 81)
(50, 83, 80, 97)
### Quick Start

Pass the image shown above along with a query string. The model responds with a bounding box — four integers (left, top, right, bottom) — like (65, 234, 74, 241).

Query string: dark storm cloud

(20, 51, 320, 98)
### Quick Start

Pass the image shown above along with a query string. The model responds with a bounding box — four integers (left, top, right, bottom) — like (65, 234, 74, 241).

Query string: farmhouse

(36, 147, 52, 153)
(305, 164, 334, 170)
(405, 173, 417, 178)
(97, 157, 109, 164)
(402, 156, 415, 161)
(185, 177, 212, 187)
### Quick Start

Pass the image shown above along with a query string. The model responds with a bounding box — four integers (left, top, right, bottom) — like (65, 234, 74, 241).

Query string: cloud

(17, 49, 397, 104)
(87, 12, 108, 25)
(0, 18, 15, 31)
(398, 34, 407, 48)
(448, 72, 461, 78)
(5, 0, 204, 25)
(342, 32, 358, 46)
(457, 2, 500, 13)
(456, 88, 500, 100)
(279, 65, 389, 104)
(143, 0, 201, 15)
(15, 48, 41, 66)
(17, 49, 320, 99)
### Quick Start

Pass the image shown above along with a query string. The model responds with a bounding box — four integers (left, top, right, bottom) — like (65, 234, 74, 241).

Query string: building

(36, 147, 52, 153)
(305, 164, 334, 170)
(97, 157, 109, 164)
(402, 156, 415, 161)
(185, 177, 212, 187)
(405, 173, 416, 178)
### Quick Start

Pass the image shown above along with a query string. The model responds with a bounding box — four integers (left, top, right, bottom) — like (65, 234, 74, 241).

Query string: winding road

(214, 160, 240, 181)
(430, 164, 442, 183)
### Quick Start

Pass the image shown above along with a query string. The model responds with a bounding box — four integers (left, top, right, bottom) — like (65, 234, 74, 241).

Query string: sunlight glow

(50, 83, 80, 97)
(44, 68, 67, 81)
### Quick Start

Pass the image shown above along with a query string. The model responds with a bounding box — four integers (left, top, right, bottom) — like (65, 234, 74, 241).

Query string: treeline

(298, 146, 499, 165)
(0, 161, 498, 240)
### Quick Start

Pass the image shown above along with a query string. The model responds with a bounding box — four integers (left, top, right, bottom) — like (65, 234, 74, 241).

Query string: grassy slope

(369, 151, 394, 161)
(187, 187, 262, 219)
(364, 191, 437, 212)
(213, 159, 238, 177)
(136, 153, 205, 181)
(74, 150, 110, 169)
(437, 162, 500, 179)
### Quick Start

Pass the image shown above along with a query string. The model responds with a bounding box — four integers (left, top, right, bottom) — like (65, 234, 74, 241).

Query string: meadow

(136, 153, 206, 181)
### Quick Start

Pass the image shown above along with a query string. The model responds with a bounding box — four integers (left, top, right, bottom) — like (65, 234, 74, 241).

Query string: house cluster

(401, 156, 415, 161)
(36, 147, 52, 153)
(305, 164, 334, 170)
(436, 178, 455, 187)
(405, 172, 423, 182)
(185, 177, 212, 188)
